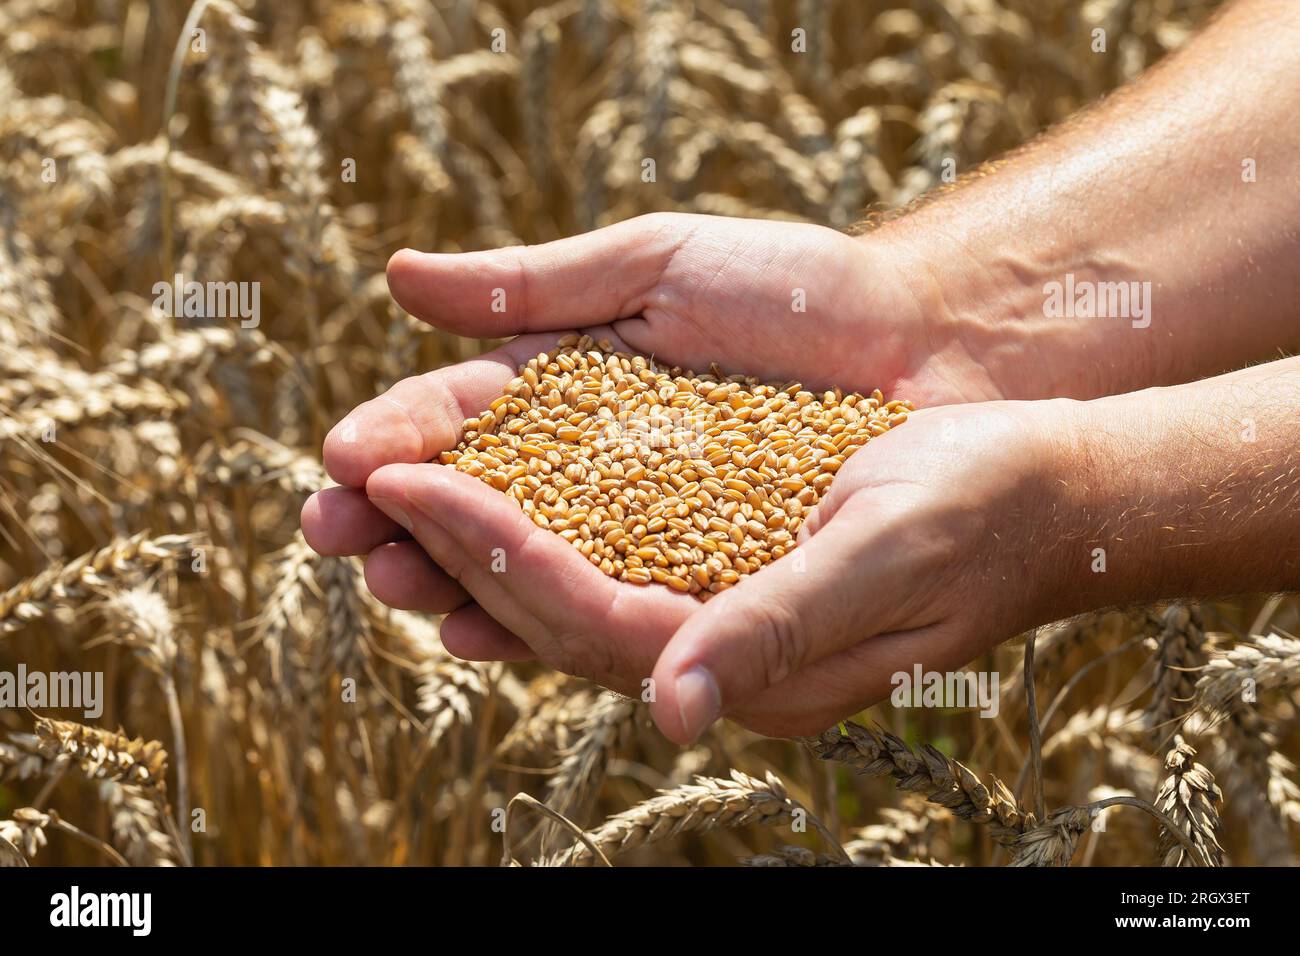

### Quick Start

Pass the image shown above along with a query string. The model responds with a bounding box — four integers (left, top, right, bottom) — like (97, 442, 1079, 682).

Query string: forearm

(870, 0, 1300, 401)
(1035, 355, 1300, 618)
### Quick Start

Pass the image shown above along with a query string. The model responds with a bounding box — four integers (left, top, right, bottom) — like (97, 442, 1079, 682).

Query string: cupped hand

(302, 213, 1052, 741)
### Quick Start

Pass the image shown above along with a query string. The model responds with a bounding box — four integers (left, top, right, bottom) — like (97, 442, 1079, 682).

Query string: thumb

(649, 510, 891, 744)
(385, 213, 686, 339)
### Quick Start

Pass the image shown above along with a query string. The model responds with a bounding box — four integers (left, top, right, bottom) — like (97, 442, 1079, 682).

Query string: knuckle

(634, 211, 678, 231)
(547, 627, 618, 687)
(746, 599, 806, 689)
(431, 547, 468, 585)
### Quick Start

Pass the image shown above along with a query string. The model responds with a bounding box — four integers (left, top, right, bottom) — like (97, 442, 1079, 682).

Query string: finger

(368, 462, 691, 686)
(323, 333, 564, 487)
(386, 214, 687, 338)
(362, 540, 468, 613)
(366, 471, 546, 656)
(301, 487, 408, 556)
(440, 603, 535, 661)
(728, 619, 980, 739)
(649, 498, 909, 744)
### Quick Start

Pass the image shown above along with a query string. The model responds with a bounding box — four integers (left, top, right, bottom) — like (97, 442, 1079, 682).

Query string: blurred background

(3, 0, 1297, 867)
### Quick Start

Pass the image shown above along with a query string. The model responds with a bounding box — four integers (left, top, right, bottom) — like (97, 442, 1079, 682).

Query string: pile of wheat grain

(3, 0, 1297, 868)
(440, 333, 912, 596)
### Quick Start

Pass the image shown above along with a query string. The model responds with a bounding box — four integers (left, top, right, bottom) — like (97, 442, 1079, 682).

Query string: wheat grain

(440, 335, 910, 595)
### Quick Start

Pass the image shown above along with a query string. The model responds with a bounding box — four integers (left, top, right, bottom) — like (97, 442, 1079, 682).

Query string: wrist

(868, 214, 1161, 403)
(1028, 364, 1300, 617)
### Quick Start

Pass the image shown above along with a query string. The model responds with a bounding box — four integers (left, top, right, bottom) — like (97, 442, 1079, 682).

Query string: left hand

(324, 391, 1066, 743)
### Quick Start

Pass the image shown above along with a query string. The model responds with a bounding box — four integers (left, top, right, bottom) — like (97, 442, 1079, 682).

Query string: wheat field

(1, 0, 1297, 868)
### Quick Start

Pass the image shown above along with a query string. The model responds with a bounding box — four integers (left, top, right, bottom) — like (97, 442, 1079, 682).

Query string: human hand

(303, 207, 1300, 742)
(355, 396, 1063, 744)
(365, 212, 1020, 410)
(301, 212, 1077, 741)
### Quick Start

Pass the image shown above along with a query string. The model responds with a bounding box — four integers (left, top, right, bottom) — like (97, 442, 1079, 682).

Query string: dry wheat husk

(0, 533, 197, 634)
(543, 769, 826, 866)
(804, 721, 1033, 846)
(545, 691, 638, 826)
(101, 781, 179, 867)
(0, 807, 51, 863)
(1154, 735, 1225, 867)
(1007, 806, 1094, 867)
(35, 717, 169, 791)
(1193, 633, 1300, 717)
(1142, 604, 1207, 741)
(417, 658, 497, 749)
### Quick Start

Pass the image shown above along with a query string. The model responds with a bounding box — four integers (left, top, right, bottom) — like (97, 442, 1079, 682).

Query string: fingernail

(675, 666, 722, 742)
(370, 497, 413, 532)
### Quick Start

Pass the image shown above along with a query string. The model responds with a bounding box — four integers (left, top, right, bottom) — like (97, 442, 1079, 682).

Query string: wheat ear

(543, 769, 839, 866)
(0, 533, 197, 635)
(804, 721, 1034, 846)
(1154, 735, 1225, 866)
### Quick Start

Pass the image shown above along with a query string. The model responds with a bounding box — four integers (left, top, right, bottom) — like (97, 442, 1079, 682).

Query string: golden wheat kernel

(626, 567, 652, 585)
(664, 574, 691, 593)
